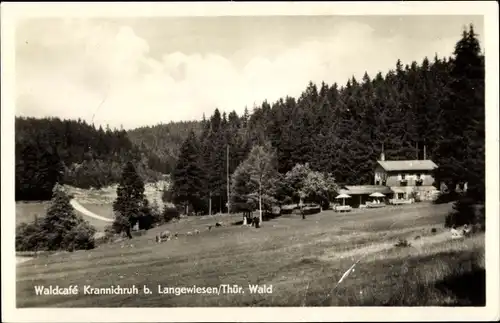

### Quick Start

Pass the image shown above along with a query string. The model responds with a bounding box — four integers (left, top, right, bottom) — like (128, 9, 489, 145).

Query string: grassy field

(15, 202, 51, 225)
(16, 202, 112, 233)
(16, 202, 485, 307)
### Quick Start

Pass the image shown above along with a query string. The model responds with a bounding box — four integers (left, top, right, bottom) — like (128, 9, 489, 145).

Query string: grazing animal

(174, 232, 178, 238)
(157, 230, 171, 243)
(186, 231, 193, 236)
(194, 229, 200, 234)
(215, 222, 222, 227)
(160, 230, 171, 239)
(414, 235, 421, 240)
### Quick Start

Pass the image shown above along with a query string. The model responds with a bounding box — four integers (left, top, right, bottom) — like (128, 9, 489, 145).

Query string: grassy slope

(15, 180, 169, 234)
(16, 202, 485, 307)
(16, 202, 111, 233)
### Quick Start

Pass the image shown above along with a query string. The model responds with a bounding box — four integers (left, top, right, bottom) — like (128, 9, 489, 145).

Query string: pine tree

(435, 24, 485, 200)
(171, 130, 205, 214)
(41, 188, 96, 251)
(112, 161, 146, 238)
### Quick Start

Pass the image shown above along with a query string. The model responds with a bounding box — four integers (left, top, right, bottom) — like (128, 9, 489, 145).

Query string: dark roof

(377, 160, 438, 172)
(339, 185, 393, 195)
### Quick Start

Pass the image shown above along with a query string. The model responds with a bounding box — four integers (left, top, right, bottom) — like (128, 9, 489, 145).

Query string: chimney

(423, 145, 427, 160)
(380, 143, 385, 161)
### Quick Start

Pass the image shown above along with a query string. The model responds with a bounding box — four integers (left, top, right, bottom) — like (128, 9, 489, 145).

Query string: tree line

(168, 25, 485, 215)
(15, 25, 484, 211)
(15, 117, 168, 200)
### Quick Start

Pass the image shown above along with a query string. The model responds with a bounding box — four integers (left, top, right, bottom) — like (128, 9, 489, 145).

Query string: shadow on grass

(434, 265, 485, 306)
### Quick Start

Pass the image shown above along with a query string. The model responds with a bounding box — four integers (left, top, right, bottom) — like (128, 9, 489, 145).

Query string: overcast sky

(15, 15, 484, 130)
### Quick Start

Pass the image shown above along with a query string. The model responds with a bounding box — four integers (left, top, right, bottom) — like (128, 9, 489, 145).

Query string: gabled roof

(339, 185, 393, 195)
(377, 160, 438, 172)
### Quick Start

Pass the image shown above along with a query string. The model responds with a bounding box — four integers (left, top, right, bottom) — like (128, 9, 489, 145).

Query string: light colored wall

(386, 171, 435, 187)
(374, 165, 387, 185)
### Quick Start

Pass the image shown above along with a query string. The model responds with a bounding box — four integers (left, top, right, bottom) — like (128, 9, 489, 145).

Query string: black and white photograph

(2, 2, 499, 322)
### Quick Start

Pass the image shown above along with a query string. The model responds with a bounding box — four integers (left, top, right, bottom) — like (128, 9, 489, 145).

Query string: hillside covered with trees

(126, 121, 203, 175)
(15, 118, 168, 200)
(168, 25, 485, 215)
(15, 25, 484, 211)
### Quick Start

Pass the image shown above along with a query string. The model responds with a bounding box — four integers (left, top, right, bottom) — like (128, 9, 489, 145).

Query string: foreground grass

(16, 202, 485, 307)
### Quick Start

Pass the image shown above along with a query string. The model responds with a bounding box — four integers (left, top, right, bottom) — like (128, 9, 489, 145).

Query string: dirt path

(69, 199, 113, 223)
(16, 257, 34, 264)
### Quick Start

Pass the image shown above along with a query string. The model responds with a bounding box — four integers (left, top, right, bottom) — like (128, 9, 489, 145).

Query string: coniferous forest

(15, 25, 485, 210)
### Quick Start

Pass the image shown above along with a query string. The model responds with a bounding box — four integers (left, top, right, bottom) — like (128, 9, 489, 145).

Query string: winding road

(69, 199, 113, 222)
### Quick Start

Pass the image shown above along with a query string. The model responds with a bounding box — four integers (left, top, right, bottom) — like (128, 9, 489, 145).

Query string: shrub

(61, 222, 96, 252)
(281, 206, 294, 215)
(15, 221, 45, 252)
(138, 213, 155, 230)
(163, 205, 180, 223)
(445, 197, 483, 229)
(434, 191, 460, 204)
(16, 189, 97, 252)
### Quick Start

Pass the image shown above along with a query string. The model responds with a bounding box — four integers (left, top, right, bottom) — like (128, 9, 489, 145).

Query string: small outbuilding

(338, 185, 393, 208)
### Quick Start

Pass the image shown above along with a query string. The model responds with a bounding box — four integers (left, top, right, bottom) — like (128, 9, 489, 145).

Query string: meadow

(16, 202, 485, 307)
(16, 201, 112, 233)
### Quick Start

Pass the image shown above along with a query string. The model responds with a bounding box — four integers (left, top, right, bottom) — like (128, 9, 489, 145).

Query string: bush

(16, 221, 45, 252)
(445, 197, 483, 229)
(15, 189, 97, 252)
(61, 222, 96, 251)
(138, 213, 155, 230)
(163, 206, 180, 223)
(434, 191, 460, 204)
(280, 206, 294, 215)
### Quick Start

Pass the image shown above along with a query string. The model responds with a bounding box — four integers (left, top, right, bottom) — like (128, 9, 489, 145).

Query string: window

(416, 173, 423, 186)
(400, 174, 407, 186)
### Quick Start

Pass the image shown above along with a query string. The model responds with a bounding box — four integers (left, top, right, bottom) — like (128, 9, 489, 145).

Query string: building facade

(374, 153, 438, 201)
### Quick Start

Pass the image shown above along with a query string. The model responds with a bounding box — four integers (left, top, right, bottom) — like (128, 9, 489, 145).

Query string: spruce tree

(435, 24, 485, 200)
(41, 187, 96, 251)
(171, 130, 205, 214)
(112, 161, 146, 238)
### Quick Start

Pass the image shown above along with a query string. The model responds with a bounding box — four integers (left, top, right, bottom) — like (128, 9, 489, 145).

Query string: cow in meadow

(157, 230, 171, 243)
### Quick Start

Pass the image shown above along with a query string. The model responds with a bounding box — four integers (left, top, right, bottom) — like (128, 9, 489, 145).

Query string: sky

(15, 15, 484, 130)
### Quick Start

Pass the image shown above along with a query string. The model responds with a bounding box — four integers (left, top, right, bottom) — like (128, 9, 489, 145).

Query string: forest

(14, 117, 169, 200)
(15, 25, 484, 209)
(168, 24, 485, 214)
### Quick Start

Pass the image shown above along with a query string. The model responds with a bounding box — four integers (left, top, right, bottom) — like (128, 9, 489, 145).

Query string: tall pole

(227, 144, 230, 214)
